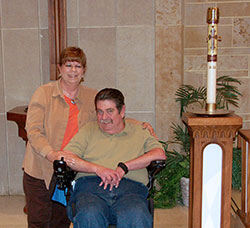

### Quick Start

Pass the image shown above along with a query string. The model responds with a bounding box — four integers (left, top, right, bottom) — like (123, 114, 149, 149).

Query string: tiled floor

(0, 192, 244, 228)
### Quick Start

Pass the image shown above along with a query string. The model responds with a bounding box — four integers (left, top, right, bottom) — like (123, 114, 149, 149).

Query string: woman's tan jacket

(22, 80, 97, 189)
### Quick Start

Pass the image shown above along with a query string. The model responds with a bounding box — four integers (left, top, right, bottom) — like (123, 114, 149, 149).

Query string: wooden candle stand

(183, 112, 242, 228)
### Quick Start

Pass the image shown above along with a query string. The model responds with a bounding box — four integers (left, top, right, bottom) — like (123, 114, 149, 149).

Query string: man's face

(96, 99, 125, 134)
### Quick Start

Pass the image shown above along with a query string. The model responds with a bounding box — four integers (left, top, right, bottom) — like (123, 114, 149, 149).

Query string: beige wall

(155, 0, 184, 140)
(0, 0, 249, 194)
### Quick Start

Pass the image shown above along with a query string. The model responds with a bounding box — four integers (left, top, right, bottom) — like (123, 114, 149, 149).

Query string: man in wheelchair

(53, 88, 166, 228)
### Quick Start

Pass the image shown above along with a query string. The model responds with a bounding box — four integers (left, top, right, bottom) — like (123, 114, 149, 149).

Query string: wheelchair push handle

(53, 157, 77, 190)
(53, 157, 67, 175)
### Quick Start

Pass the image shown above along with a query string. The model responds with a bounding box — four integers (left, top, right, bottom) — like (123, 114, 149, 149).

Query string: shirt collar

(52, 79, 64, 98)
(99, 120, 130, 137)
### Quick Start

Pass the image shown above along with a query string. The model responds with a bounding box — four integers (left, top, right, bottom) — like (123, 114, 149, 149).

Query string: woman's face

(58, 61, 85, 86)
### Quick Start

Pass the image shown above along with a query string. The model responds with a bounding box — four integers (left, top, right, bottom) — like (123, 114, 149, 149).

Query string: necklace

(62, 89, 78, 105)
(62, 88, 79, 99)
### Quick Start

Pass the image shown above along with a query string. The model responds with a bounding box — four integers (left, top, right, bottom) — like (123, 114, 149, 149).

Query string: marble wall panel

(7, 122, 26, 194)
(218, 47, 250, 55)
(217, 56, 248, 71)
(39, 0, 48, 28)
(0, 114, 8, 194)
(156, 112, 183, 141)
(217, 70, 248, 78)
(0, 1, 1, 29)
(218, 2, 250, 17)
(184, 3, 216, 26)
(241, 113, 250, 122)
(79, 27, 116, 90)
(3, 29, 41, 110)
(1, 0, 38, 28)
(67, 0, 78, 28)
(156, 25, 183, 59)
(79, 0, 116, 27)
(40, 29, 50, 84)
(237, 115, 250, 133)
(183, 71, 205, 87)
(0, 30, 5, 113)
(233, 18, 250, 47)
(156, 67, 182, 113)
(116, 26, 154, 112)
(156, 0, 182, 25)
(156, 25, 183, 114)
(126, 112, 155, 129)
(220, 18, 233, 25)
(117, 0, 154, 26)
(184, 48, 207, 55)
(219, 26, 234, 48)
(184, 26, 207, 48)
(67, 28, 79, 47)
(156, 65, 182, 114)
(235, 78, 250, 113)
(184, 55, 207, 71)
(185, 0, 206, 3)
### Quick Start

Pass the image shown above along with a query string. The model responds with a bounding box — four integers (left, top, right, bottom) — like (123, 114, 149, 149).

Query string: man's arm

(125, 148, 166, 170)
(116, 148, 166, 176)
(47, 150, 121, 190)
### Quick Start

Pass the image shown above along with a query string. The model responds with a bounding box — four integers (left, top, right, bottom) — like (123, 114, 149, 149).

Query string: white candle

(207, 62, 217, 104)
(206, 7, 219, 107)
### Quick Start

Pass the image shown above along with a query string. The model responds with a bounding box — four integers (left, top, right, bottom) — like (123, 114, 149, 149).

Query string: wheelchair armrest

(146, 160, 166, 191)
(147, 160, 166, 177)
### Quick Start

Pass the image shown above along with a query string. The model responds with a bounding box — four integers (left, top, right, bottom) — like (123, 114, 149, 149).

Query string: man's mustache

(100, 119, 113, 124)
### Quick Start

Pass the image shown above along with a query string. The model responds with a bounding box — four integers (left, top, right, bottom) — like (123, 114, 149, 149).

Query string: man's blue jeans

(67, 176, 152, 228)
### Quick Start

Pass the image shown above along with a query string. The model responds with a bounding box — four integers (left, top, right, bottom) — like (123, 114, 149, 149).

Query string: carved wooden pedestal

(182, 113, 242, 228)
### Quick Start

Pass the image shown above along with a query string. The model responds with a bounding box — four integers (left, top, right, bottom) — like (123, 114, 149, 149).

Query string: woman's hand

(46, 150, 77, 164)
(142, 122, 158, 140)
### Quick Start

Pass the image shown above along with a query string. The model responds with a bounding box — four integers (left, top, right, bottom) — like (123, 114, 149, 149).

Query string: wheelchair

(53, 158, 166, 228)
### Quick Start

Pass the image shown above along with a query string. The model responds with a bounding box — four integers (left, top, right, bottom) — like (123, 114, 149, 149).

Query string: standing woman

(23, 47, 97, 228)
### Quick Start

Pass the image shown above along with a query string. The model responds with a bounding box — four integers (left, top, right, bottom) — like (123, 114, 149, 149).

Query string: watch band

(118, 162, 128, 174)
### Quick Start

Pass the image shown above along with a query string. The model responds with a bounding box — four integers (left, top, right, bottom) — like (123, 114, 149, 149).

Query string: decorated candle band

(206, 7, 219, 111)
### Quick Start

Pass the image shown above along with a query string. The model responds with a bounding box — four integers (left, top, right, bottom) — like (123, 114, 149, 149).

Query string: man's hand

(115, 166, 126, 180)
(96, 166, 122, 191)
(47, 151, 126, 191)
